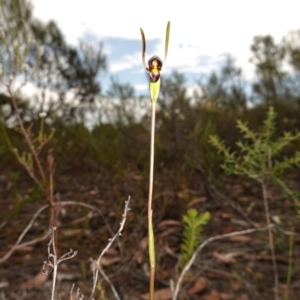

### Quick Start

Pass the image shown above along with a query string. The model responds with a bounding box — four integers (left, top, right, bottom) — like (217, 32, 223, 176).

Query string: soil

(0, 168, 300, 300)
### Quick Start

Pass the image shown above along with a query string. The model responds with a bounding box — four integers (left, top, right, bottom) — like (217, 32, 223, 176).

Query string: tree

(250, 35, 286, 105)
(282, 30, 300, 104)
(29, 18, 107, 122)
(0, 0, 107, 124)
(196, 56, 247, 112)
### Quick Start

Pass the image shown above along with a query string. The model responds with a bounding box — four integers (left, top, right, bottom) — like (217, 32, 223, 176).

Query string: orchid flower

(140, 21, 170, 103)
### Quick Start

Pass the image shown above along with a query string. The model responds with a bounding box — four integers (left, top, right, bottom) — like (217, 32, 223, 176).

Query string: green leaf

(140, 27, 147, 70)
(180, 209, 211, 268)
(150, 78, 161, 104)
(164, 21, 170, 64)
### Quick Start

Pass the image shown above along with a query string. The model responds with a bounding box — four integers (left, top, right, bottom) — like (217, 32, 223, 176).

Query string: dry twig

(89, 196, 131, 300)
(172, 224, 276, 300)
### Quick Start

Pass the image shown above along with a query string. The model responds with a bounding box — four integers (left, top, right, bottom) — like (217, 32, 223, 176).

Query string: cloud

(109, 52, 141, 72)
(30, 0, 300, 98)
(32, 0, 299, 45)
(135, 84, 148, 91)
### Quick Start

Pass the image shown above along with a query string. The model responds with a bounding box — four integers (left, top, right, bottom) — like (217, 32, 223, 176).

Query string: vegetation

(179, 209, 211, 268)
(1, 1, 300, 300)
(210, 107, 300, 300)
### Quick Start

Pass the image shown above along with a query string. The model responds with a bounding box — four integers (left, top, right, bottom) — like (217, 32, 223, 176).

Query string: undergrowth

(0, 2, 300, 300)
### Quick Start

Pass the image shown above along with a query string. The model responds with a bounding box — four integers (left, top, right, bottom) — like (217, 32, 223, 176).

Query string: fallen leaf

(231, 281, 242, 291)
(201, 290, 220, 300)
(231, 185, 244, 196)
(245, 266, 255, 276)
(133, 250, 144, 264)
(220, 213, 231, 220)
(0, 282, 9, 288)
(187, 276, 207, 294)
(140, 288, 172, 300)
(205, 271, 228, 279)
(21, 270, 48, 289)
(213, 251, 237, 264)
(109, 211, 116, 217)
(140, 237, 148, 251)
(229, 236, 251, 243)
(188, 197, 207, 207)
(100, 256, 120, 266)
(221, 227, 237, 234)
(157, 220, 182, 228)
(158, 227, 178, 239)
(235, 295, 249, 300)
(89, 189, 97, 195)
(164, 245, 178, 259)
(105, 247, 119, 256)
(238, 196, 250, 202)
(157, 270, 171, 281)
(272, 215, 281, 224)
(220, 293, 234, 300)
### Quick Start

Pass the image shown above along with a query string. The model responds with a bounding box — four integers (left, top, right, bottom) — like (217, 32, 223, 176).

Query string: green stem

(148, 102, 156, 300)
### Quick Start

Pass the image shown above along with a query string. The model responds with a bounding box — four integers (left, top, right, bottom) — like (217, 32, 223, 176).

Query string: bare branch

(0, 204, 50, 263)
(43, 227, 78, 300)
(0, 200, 111, 264)
(89, 196, 131, 300)
(172, 224, 276, 300)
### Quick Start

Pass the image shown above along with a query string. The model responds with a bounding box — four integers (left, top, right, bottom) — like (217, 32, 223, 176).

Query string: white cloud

(135, 84, 148, 91)
(32, 0, 299, 44)
(186, 84, 202, 99)
(31, 0, 300, 92)
(109, 52, 141, 72)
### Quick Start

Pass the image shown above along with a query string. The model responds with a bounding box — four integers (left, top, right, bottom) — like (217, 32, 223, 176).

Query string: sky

(30, 0, 300, 98)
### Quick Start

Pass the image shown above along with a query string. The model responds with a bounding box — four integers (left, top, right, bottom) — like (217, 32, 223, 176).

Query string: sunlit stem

(148, 78, 160, 300)
(148, 209, 155, 300)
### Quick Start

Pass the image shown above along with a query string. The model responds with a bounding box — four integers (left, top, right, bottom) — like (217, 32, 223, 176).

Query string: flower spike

(140, 21, 171, 83)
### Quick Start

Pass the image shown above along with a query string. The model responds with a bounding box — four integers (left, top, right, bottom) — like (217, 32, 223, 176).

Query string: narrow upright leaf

(164, 21, 170, 64)
(140, 28, 147, 70)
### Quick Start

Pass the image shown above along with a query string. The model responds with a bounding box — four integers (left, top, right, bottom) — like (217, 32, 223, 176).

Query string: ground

(0, 168, 299, 300)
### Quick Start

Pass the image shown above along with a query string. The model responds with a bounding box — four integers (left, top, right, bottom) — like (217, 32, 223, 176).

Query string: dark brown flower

(148, 55, 163, 82)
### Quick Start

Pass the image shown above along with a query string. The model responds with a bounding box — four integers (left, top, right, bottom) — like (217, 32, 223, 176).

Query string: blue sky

(30, 0, 300, 98)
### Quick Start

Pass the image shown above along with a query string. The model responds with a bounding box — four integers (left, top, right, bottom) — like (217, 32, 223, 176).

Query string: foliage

(210, 106, 300, 300)
(210, 106, 300, 211)
(210, 107, 300, 209)
(1, 1, 300, 299)
(179, 209, 211, 268)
